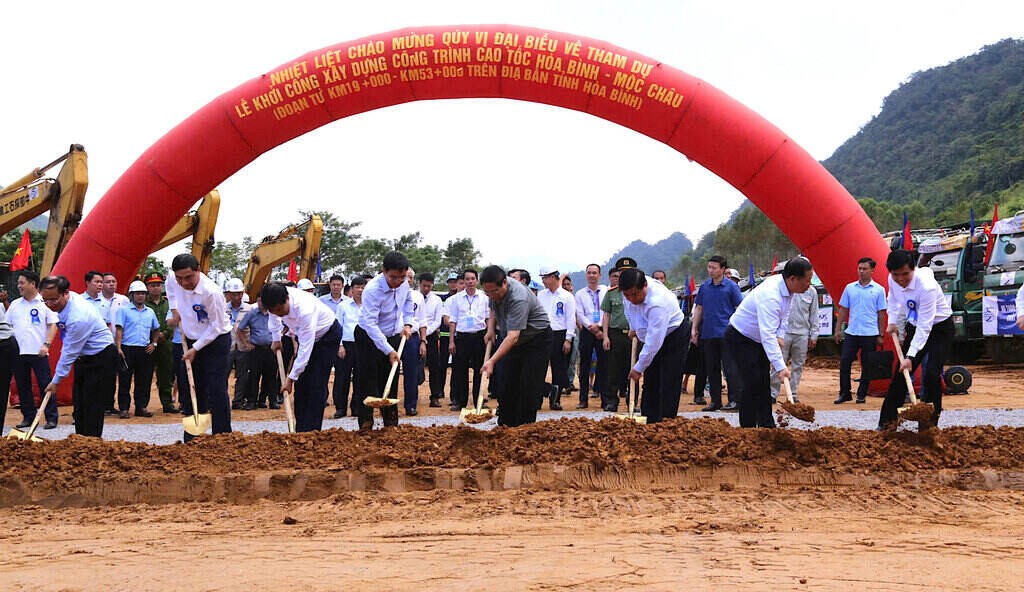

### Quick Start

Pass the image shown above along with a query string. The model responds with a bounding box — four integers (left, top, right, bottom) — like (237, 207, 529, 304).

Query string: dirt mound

(3, 418, 1024, 491)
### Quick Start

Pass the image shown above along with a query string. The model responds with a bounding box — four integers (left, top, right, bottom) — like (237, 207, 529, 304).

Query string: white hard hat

(224, 278, 244, 292)
(128, 280, 147, 293)
(538, 265, 559, 277)
(297, 278, 315, 290)
(242, 293, 250, 303)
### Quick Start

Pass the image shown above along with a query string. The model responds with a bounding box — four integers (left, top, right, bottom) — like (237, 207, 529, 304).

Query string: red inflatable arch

(55, 24, 888, 298)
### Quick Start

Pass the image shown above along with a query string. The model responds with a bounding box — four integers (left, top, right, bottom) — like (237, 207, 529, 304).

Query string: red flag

(287, 259, 299, 283)
(984, 203, 1000, 265)
(9, 229, 31, 271)
(688, 275, 696, 297)
(902, 218, 913, 251)
(771, 255, 778, 271)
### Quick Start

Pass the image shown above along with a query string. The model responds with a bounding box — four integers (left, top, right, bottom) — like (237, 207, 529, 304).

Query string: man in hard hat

(297, 278, 316, 293)
(114, 280, 161, 418)
(143, 273, 178, 413)
(224, 278, 253, 410)
(263, 282, 341, 432)
(41, 275, 118, 437)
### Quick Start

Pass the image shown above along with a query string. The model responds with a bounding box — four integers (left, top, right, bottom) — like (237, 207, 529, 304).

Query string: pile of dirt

(2, 418, 1024, 490)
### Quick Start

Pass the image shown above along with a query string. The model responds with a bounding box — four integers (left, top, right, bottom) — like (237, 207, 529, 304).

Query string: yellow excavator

(148, 190, 221, 274)
(0, 144, 88, 275)
(242, 215, 323, 301)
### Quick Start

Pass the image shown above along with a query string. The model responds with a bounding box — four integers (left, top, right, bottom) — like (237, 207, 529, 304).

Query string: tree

(442, 237, 480, 274)
(298, 209, 361, 274)
(346, 238, 390, 275)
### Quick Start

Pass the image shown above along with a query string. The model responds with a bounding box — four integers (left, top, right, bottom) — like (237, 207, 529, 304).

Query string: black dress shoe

(118, 410, 131, 419)
(834, 394, 852, 404)
(576, 402, 588, 410)
(163, 406, 180, 414)
(449, 403, 461, 411)
(602, 406, 618, 413)
(134, 409, 154, 418)
(406, 408, 418, 416)
(722, 402, 739, 411)
(700, 403, 722, 412)
(589, 393, 600, 399)
(428, 399, 442, 408)
(855, 397, 867, 404)
(269, 402, 281, 410)
(241, 402, 256, 411)
(231, 401, 243, 410)
(549, 399, 563, 411)
(692, 397, 707, 406)
(333, 410, 346, 419)
(43, 421, 57, 430)
(257, 402, 268, 409)
(15, 420, 32, 429)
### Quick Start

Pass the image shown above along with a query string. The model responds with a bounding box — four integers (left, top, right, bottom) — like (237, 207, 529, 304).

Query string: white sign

(1001, 272, 1016, 286)
(821, 293, 833, 306)
(817, 306, 833, 337)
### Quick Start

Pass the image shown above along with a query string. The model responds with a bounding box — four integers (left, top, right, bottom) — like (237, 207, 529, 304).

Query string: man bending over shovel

(262, 283, 341, 432)
(878, 249, 953, 430)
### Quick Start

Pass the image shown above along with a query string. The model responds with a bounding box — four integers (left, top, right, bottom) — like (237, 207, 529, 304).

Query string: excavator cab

(242, 215, 323, 301)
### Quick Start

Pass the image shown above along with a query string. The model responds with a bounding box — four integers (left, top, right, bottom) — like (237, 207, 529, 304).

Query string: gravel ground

(5, 407, 1023, 445)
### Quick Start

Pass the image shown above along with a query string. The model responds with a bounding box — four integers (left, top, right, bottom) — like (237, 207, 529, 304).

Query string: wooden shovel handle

(23, 391, 52, 440)
(275, 349, 296, 433)
(890, 332, 918, 404)
(184, 359, 200, 423)
(628, 337, 639, 416)
(475, 341, 494, 412)
(382, 334, 408, 399)
(781, 376, 795, 404)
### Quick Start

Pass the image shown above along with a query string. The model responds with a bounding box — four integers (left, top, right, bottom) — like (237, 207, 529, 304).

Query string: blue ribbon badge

(56, 321, 66, 339)
(906, 299, 918, 323)
(193, 303, 209, 323)
(555, 302, 565, 317)
(29, 308, 40, 324)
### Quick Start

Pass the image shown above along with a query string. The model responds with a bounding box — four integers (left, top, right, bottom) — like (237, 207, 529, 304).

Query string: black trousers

(173, 342, 191, 413)
(689, 339, 708, 401)
(401, 332, 421, 412)
(424, 332, 444, 398)
(725, 326, 775, 428)
(840, 334, 879, 399)
(229, 349, 253, 405)
(0, 338, 18, 428)
(72, 344, 118, 437)
(639, 325, 687, 423)
(250, 345, 280, 406)
(438, 329, 452, 399)
(293, 321, 341, 432)
(701, 337, 733, 406)
(184, 332, 232, 442)
(496, 328, 552, 427)
(331, 340, 356, 414)
(353, 326, 400, 426)
(603, 329, 630, 410)
(546, 329, 570, 391)
(14, 353, 58, 424)
(879, 318, 954, 428)
(119, 345, 155, 412)
(577, 329, 607, 404)
(453, 331, 485, 408)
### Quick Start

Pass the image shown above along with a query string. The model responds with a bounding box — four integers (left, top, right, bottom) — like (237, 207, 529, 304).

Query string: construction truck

(149, 190, 221, 274)
(0, 144, 88, 281)
(981, 212, 1024, 362)
(242, 215, 323, 301)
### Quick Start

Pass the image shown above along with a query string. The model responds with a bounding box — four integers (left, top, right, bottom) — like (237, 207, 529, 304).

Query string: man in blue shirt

(691, 256, 743, 412)
(114, 281, 161, 418)
(236, 296, 279, 409)
(834, 257, 888, 404)
(41, 275, 118, 438)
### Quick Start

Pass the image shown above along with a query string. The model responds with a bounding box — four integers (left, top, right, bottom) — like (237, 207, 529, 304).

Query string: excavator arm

(150, 190, 220, 273)
(242, 215, 323, 301)
(1, 145, 88, 275)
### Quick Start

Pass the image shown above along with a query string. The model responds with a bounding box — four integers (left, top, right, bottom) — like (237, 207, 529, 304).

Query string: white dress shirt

(887, 266, 953, 358)
(622, 280, 684, 373)
(319, 293, 350, 315)
(575, 284, 608, 328)
(537, 287, 576, 338)
(6, 295, 58, 354)
(105, 293, 130, 330)
(419, 291, 444, 335)
(358, 274, 416, 355)
(336, 298, 362, 342)
(448, 289, 490, 333)
(166, 271, 231, 350)
(408, 289, 425, 330)
(269, 287, 338, 381)
(729, 274, 794, 372)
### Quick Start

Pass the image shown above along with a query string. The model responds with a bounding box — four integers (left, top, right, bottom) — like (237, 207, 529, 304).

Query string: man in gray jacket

(770, 273, 819, 402)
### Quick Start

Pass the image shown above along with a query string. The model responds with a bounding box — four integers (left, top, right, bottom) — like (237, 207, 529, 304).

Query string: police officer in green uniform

(600, 257, 636, 412)
(143, 273, 177, 413)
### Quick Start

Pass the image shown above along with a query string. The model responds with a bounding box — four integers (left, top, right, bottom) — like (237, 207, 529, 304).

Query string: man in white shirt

(168, 253, 234, 441)
(402, 268, 426, 416)
(574, 264, 608, 410)
(537, 266, 576, 410)
(620, 269, 687, 423)
(320, 274, 351, 414)
(264, 283, 341, 432)
(879, 249, 954, 429)
(82, 270, 115, 415)
(355, 251, 416, 430)
(447, 268, 490, 411)
(334, 276, 365, 417)
(8, 270, 59, 429)
(725, 257, 814, 428)
(417, 272, 445, 408)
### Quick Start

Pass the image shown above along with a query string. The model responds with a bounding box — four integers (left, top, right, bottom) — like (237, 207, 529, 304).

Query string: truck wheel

(943, 366, 972, 395)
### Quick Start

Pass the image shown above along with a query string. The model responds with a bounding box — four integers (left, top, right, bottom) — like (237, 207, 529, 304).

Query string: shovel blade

(6, 428, 43, 443)
(182, 413, 212, 436)
(363, 397, 397, 409)
(614, 413, 647, 424)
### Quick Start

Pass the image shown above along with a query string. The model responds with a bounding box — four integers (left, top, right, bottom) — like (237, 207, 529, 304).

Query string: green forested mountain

(675, 38, 1024, 281)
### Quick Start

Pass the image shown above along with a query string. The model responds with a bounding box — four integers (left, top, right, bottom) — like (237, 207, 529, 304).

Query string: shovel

(461, 341, 495, 424)
(275, 349, 297, 433)
(182, 359, 212, 436)
(363, 334, 407, 408)
(6, 391, 52, 442)
(777, 376, 815, 422)
(891, 333, 935, 425)
(615, 337, 646, 424)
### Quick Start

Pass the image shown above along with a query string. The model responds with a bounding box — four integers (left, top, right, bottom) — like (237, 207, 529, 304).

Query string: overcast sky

(2, 0, 1021, 274)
